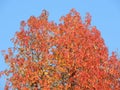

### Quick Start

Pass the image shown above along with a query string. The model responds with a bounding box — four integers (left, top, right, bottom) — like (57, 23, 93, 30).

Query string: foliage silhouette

(0, 9, 120, 90)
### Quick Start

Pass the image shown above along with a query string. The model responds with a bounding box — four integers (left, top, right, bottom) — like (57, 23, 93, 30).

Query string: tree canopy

(0, 9, 120, 90)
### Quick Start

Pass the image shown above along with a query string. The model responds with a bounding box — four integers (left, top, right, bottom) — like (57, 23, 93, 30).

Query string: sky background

(0, 0, 120, 89)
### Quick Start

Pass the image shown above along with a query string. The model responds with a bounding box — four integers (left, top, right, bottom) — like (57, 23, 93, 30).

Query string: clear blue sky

(0, 0, 120, 89)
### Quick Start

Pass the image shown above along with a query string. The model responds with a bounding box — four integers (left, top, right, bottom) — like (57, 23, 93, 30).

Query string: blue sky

(0, 0, 120, 89)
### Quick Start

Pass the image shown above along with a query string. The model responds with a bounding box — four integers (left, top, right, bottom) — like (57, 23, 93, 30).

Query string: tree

(0, 9, 120, 90)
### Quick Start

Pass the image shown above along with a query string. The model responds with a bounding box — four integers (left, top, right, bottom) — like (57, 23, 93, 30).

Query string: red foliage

(0, 9, 120, 90)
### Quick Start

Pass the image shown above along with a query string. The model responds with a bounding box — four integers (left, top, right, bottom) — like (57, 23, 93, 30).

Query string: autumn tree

(0, 9, 120, 90)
